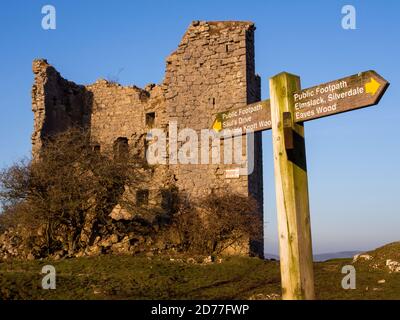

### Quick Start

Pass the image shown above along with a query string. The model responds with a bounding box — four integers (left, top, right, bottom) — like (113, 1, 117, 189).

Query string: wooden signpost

(212, 70, 388, 133)
(270, 72, 315, 300)
(212, 70, 389, 300)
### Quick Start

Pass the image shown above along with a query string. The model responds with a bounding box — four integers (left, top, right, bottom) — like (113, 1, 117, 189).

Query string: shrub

(0, 128, 143, 257)
(171, 191, 262, 256)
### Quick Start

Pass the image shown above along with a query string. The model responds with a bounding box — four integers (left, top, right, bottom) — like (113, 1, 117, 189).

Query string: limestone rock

(248, 293, 280, 300)
(109, 204, 133, 221)
(386, 259, 400, 273)
(202, 255, 212, 264)
(352, 254, 373, 263)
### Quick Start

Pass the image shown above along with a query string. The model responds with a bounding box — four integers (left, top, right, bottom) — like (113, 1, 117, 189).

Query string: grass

(1, 248, 399, 300)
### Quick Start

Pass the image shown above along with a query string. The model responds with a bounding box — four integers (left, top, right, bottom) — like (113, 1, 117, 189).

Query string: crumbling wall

(32, 59, 90, 157)
(86, 80, 173, 216)
(87, 81, 168, 153)
(162, 21, 259, 194)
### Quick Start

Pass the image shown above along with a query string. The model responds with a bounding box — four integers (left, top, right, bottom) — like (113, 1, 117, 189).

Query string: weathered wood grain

(270, 72, 315, 300)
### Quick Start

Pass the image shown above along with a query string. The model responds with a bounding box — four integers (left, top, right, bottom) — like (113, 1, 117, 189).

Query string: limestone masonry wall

(31, 21, 264, 256)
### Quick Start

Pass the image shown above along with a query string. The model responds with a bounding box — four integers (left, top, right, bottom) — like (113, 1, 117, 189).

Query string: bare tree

(0, 128, 144, 257)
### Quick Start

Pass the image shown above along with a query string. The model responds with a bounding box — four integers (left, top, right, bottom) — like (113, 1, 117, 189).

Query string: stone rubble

(352, 254, 373, 263)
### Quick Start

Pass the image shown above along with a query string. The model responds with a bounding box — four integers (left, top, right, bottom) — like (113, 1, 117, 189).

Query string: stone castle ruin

(31, 21, 264, 256)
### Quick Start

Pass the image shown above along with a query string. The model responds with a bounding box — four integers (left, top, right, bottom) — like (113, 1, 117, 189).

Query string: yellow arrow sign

(365, 77, 380, 95)
(212, 118, 222, 132)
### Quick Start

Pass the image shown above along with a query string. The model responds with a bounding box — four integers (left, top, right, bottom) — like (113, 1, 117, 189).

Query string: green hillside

(1, 243, 399, 300)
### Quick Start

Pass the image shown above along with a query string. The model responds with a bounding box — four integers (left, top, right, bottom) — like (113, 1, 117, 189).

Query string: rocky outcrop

(386, 259, 400, 273)
(0, 221, 175, 261)
(352, 242, 400, 273)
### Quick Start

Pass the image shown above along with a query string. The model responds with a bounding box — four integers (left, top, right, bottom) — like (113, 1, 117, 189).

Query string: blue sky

(0, 0, 399, 254)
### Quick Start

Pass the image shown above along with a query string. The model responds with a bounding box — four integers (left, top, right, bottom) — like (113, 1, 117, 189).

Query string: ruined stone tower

(31, 21, 264, 256)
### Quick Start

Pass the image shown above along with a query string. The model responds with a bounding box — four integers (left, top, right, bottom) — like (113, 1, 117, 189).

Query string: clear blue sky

(0, 0, 399, 254)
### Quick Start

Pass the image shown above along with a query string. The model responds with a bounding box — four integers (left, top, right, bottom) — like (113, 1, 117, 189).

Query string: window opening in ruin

(144, 139, 149, 159)
(65, 98, 72, 113)
(113, 137, 129, 161)
(136, 189, 149, 207)
(161, 188, 179, 213)
(146, 112, 155, 128)
(226, 44, 229, 52)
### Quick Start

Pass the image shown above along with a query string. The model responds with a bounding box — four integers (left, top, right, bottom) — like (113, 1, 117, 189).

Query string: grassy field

(1, 244, 399, 300)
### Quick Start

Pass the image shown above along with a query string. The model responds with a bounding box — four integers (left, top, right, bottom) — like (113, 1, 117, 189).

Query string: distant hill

(266, 242, 400, 265)
(264, 253, 280, 260)
(265, 251, 361, 262)
(314, 251, 361, 261)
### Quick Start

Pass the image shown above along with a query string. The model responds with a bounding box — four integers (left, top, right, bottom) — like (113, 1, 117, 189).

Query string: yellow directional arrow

(365, 77, 380, 95)
(212, 118, 222, 132)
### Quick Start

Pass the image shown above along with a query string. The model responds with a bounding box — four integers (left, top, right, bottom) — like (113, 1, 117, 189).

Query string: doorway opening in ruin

(136, 189, 149, 207)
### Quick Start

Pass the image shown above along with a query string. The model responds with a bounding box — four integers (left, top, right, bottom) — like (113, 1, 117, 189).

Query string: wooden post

(269, 72, 315, 300)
